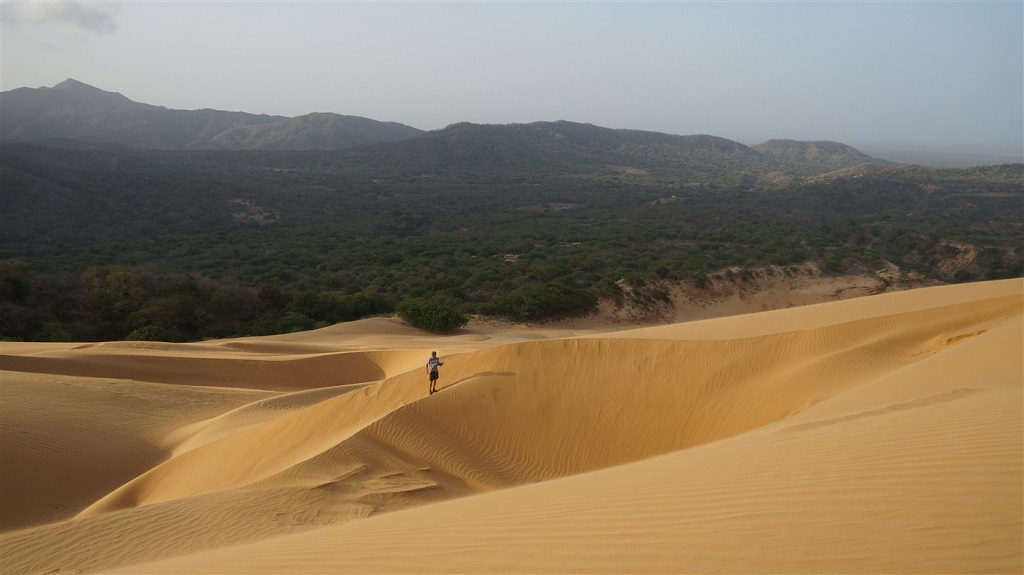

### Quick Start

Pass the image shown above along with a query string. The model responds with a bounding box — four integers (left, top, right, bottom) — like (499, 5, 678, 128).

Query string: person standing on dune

(427, 351, 444, 395)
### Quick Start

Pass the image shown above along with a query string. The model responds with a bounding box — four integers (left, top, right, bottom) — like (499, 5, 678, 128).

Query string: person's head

(431, 351, 437, 357)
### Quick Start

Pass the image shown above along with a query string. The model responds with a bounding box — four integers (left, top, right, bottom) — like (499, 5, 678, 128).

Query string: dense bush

(396, 298, 468, 332)
(490, 284, 597, 321)
(0, 264, 394, 342)
(286, 290, 392, 325)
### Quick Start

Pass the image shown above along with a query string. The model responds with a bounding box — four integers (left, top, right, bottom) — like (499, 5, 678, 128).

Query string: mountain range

(1, 79, 884, 177)
(0, 79, 423, 150)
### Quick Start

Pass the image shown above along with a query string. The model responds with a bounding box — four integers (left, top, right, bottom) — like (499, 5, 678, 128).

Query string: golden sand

(1, 279, 1021, 574)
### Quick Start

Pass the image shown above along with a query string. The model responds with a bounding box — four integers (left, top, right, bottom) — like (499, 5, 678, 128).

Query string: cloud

(1, 0, 117, 33)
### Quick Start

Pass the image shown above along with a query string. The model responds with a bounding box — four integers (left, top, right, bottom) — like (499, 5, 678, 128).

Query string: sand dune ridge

(0, 279, 1020, 574)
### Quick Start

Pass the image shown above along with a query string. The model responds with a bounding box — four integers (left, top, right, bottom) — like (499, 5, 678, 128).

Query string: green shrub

(396, 298, 468, 332)
(492, 284, 597, 321)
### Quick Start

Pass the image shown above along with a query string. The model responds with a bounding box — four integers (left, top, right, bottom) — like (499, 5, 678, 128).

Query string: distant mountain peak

(35, 78, 136, 108)
(52, 78, 95, 90)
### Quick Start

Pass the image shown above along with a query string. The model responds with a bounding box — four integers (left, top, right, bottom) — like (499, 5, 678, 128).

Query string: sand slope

(0, 279, 1020, 574)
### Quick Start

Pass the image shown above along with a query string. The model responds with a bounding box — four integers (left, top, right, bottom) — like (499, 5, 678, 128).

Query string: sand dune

(0, 279, 1020, 574)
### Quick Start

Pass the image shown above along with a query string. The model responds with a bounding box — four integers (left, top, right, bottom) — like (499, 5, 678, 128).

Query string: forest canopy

(2, 127, 1021, 342)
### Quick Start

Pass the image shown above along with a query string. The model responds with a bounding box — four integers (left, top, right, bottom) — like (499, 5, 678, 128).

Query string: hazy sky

(2, 1, 1022, 154)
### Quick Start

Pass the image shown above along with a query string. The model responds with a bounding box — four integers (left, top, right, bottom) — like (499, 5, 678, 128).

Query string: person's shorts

(429, 371, 439, 381)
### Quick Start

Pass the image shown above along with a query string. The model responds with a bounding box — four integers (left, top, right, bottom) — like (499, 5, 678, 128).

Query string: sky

(1, 1, 1022, 157)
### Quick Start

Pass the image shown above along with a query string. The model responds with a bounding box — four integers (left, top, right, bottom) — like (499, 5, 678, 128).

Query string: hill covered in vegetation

(1, 119, 1021, 342)
(0, 79, 423, 150)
